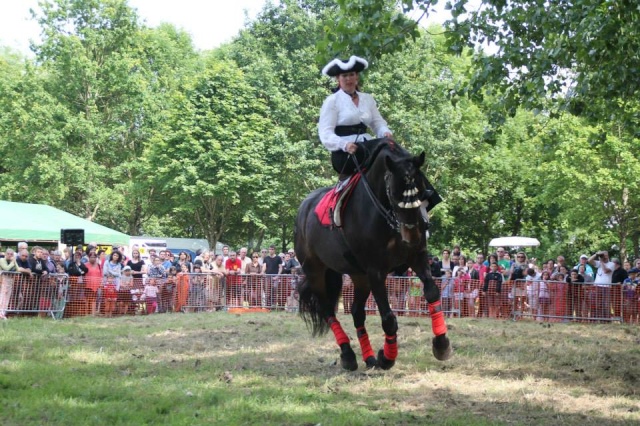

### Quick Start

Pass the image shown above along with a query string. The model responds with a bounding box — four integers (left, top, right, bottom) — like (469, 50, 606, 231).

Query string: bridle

(352, 149, 426, 234)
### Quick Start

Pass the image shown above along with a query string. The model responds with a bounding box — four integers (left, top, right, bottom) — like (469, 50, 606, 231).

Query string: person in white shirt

(588, 250, 614, 320)
(318, 56, 392, 179)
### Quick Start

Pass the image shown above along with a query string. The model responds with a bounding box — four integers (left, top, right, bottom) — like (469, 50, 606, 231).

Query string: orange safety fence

(0, 270, 628, 323)
(0, 271, 69, 319)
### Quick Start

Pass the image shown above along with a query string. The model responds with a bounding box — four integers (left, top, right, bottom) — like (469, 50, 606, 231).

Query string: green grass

(1, 313, 640, 425)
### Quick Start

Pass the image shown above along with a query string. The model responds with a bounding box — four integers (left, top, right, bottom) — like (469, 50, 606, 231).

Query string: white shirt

(594, 260, 614, 285)
(318, 89, 391, 152)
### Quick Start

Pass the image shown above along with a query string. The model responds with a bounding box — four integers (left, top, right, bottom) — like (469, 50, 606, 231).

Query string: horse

(294, 138, 452, 371)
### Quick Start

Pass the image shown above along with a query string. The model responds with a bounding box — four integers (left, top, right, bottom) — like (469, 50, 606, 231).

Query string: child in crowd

(187, 264, 206, 312)
(118, 266, 134, 315)
(163, 266, 178, 313)
(103, 278, 118, 317)
(52, 263, 68, 320)
(143, 278, 159, 314)
(407, 268, 424, 317)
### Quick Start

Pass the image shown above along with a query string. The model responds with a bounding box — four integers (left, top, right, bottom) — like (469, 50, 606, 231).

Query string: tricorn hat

(322, 56, 368, 77)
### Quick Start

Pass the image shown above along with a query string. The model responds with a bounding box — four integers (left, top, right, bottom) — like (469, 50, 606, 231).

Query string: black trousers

(330, 138, 382, 176)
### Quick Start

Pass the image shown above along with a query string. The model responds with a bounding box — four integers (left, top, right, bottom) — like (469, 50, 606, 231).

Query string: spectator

(537, 270, 552, 321)
(438, 249, 453, 275)
(282, 251, 300, 274)
(84, 252, 103, 315)
(575, 254, 595, 281)
(245, 252, 263, 307)
(103, 251, 123, 285)
(222, 245, 230, 263)
(429, 255, 442, 278)
(510, 252, 528, 282)
(118, 266, 134, 315)
(29, 246, 49, 314)
(0, 248, 18, 319)
(159, 250, 173, 270)
(567, 269, 586, 320)
(126, 248, 147, 287)
(147, 256, 167, 280)
(452, 254, 467, 278)
(407, 268, 424, 317)
(209, 255, 227, 310)
(622, 268, 639, 323)
(524, 267, 542, 319)
(262, 245, 283, 309)
(175, 264, 190, 313)
(439, 269, 454, 317)
(611, 258, 628, 320)
(187, 263, 206, 312)
(552, 255, 568, 278)
(483, 262, 504, 318)
(238, 248, 251, 270)
(142, 278, 159, 314)
(175, 251, 192, 273)
(588, 250, 614, 321)
(225, 251, 244, 308)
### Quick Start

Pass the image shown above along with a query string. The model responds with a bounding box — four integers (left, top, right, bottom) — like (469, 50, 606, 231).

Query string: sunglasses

(252, 256, 259, 258)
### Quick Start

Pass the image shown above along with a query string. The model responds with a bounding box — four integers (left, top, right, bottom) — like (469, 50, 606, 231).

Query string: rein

(351, 151, 400, 232)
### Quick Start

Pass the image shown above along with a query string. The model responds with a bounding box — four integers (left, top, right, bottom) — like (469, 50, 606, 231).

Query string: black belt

(334, 122, 367, 137)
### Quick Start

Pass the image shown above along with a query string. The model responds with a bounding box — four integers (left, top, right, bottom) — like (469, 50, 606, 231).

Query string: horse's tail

(297, 272, 329, 337)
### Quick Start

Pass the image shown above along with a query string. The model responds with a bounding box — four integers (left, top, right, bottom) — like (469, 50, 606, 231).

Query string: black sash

(334, 122, 367, 137)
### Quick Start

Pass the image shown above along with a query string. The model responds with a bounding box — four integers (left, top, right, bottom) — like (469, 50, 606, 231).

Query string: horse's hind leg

(325, 269, 358, 371)
(298, 261, 357, 371)
(350, 276, 377, 369)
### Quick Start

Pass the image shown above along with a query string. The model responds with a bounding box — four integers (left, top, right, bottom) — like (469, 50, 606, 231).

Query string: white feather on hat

(322, 55, 369, 77)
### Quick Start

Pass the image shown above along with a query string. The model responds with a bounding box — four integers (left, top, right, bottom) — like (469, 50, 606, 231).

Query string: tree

(146, 58, 282, 249)
(327, 0, 640, 130)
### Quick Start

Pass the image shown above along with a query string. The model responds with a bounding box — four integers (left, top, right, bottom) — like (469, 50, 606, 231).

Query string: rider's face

(338, 72, 358, 92)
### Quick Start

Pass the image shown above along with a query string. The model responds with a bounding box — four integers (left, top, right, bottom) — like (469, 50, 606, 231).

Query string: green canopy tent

(0, 201, 129, 246)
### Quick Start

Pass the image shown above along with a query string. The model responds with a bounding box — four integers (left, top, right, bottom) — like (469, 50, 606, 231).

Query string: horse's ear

(414, 152, 426, 168)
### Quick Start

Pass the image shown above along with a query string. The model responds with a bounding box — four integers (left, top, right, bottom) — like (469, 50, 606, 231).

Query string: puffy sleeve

(364, 95, 391, 138)
(318, 95, 347, 152)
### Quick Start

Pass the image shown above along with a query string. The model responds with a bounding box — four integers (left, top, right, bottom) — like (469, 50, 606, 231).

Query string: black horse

(295, 139, 452, 371)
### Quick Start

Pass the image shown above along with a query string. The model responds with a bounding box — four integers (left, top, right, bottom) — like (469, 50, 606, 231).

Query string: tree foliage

(1, 0, 638, 260)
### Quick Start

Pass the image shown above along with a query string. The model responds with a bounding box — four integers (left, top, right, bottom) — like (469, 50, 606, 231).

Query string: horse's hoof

(340, 348, 358, 371)
(432, 334, 452, 361)
(364, 356, 378, 370)
(376, 349, 396, 370)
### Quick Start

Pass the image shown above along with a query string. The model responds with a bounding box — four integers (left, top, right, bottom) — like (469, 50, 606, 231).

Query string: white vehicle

(129, 238, 167, 261)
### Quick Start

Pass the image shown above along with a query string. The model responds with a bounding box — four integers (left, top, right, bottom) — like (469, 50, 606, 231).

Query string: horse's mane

(361, 139, 412, 171)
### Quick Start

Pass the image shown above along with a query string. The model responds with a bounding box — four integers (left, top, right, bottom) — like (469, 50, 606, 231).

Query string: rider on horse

(318, 55, 442, 211)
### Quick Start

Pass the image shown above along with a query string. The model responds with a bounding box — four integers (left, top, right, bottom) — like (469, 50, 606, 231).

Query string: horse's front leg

(350, 276, 377, 369)
(369, 273, 398, 370)
(415, 267, 452, 361)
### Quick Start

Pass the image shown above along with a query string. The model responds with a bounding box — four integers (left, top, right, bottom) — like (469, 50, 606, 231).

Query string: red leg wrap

(383, 335, 398, 361)
(328, 317, 350, 346)
(356, 327, 375, 360)
(429, 301, 448, 336)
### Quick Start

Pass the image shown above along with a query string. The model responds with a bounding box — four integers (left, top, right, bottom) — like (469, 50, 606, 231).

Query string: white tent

(488, 236, 540, 247)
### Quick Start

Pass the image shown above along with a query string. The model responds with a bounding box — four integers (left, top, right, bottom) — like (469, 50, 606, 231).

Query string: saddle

(314, 173, 362, 227)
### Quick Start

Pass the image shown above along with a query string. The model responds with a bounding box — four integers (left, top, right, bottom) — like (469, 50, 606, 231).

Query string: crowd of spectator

(420, 245, 640, 322)
(0, 241, 301, 319)
(1, 240, 639, 322)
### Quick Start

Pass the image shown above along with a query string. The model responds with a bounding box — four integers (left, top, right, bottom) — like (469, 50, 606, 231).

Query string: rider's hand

(345, 142, 358, 154)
